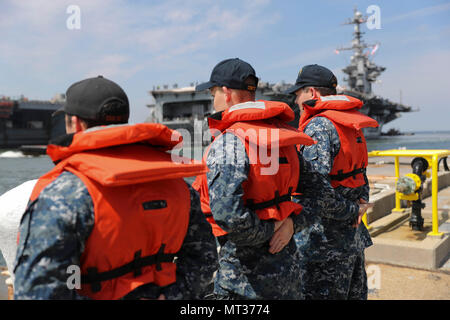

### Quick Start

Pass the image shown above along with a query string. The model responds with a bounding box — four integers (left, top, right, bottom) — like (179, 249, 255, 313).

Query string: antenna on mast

(337, 8, 385, 95)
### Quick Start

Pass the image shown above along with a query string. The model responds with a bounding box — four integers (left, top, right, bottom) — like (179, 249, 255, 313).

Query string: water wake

(0, 151, 31, 158)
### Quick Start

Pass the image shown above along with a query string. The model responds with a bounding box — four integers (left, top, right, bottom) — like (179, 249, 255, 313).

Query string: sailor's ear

(310, 87, 319, 99)
(74, 116, 88, 133)
(222, 86, 232, 103)
(65, 114, 77, 134)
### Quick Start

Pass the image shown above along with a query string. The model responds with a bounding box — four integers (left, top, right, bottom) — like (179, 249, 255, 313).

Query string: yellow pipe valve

(396, 173, 422, 200)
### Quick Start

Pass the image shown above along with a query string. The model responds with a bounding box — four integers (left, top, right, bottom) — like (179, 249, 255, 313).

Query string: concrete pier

(365, 158, 450, 271)
(0, 268, 12, 300)
(364, 157, 450, 300)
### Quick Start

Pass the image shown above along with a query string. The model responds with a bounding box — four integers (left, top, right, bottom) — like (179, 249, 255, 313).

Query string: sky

(1, 0, 449, 132)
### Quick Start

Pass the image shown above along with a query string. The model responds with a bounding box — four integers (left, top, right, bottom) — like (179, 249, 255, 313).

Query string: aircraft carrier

(146, 9, 415, 145)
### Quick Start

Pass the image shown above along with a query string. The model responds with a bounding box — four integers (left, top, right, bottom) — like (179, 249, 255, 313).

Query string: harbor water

(365, 131, 450, 152)
(1, 130, 450, 266)
(1, 130, 450, 199)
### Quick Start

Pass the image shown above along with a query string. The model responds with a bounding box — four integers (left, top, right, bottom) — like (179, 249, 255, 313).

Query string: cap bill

(52, 106, 66, 117)
(195, 81, 215, 92)
(284, 84, 303, 95)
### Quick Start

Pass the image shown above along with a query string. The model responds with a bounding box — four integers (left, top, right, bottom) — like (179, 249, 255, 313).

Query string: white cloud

(3, 1, 444, 130)
(384, 2, 450, 24)
(265, 46, 337, 70)
(0, 0, 277, 77)
(0, 0, 280, 119)
(130, 2, 278, 60)
(84, 54, 142, 79)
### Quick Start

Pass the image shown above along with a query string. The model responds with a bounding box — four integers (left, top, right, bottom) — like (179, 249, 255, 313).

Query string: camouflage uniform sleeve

(13, 172, 94, 300)
(299, 117, 359, 221)
(291, 151, 328, 234)
(290, 205, 321, 235)
(161, 183, 218, 300)
(206, 132, 275, 246)
(360, 176, 370, 202)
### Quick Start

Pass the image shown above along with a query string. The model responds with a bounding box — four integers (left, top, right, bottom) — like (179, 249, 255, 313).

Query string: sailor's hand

(353, 198, 374, 228)
(274, 220, 284, 231)
(269, 217, 293, 254)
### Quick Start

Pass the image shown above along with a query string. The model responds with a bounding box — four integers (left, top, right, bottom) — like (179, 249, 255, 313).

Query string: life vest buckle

(246, 187, 294, 211)
(274, 191, 281, 210)
(87, 267, 102, 293)
(329, 167, 366, 181)
(155, 244, 166, 271)
(132, 250, 143, 277)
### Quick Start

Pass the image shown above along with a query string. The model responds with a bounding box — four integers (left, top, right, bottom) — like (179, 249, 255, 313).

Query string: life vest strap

(329, 166, 366, 181)
(81, 244, 176, 293)
(246, 187, 293, 211)
(217, 234, 229, 247)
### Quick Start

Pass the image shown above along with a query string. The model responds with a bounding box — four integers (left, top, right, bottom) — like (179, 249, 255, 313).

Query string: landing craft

(0, 94, 65, 153)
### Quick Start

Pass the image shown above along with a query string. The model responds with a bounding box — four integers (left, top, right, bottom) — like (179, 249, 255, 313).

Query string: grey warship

(0, 95, 65, 149)
(146, 9, 414, 145)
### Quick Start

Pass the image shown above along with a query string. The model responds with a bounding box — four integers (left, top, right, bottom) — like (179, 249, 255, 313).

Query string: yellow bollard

(428, 155, 444, 237)
(362, 211, 372, 230)
(392, 156, 405, 213)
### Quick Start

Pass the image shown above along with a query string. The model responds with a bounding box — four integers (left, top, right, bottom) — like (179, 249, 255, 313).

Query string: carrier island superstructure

(335, 9, 414, 138)
(146, 9, 415, 146)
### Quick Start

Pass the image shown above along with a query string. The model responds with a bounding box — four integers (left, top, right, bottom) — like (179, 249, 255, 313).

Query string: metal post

(428, 155, 444, 237)
(393, 156, 405, 213)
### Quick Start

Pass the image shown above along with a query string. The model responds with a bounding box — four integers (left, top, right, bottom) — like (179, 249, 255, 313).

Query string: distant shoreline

(394, 130, 450, 134)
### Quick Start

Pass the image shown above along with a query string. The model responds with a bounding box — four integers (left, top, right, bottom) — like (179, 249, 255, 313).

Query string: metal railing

(367, 149, 450, 237)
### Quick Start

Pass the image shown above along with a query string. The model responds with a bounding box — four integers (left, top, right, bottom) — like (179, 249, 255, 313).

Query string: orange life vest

(29, 123, 207, 300)
(192, 100, 315, 237)
(299, 95, 379, 188)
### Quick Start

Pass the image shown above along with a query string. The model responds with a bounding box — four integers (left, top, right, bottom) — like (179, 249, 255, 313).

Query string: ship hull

(148, 87, 398, 148)
(363, 126, 383, 139)
(148, 78, 412, 143)
(0, 128, 51, 147)
(0, 99, 65, 149)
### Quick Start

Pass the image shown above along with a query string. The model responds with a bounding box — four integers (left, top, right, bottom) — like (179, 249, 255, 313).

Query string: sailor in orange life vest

(192, 58, 336, 299)
(285, 64, 378, 300)
(13, 76, 218, 300)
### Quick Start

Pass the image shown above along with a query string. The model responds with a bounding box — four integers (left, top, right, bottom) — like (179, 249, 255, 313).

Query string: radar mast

(337, 8, 385, 95)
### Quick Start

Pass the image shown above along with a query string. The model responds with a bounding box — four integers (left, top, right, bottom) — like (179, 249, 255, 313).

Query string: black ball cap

(285, 64, 338, 94)
(63, 75, 129, 122)
(196, 58, 259, 92)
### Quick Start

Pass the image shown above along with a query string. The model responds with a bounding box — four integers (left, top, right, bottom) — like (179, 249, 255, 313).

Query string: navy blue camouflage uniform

(207, 131, 335, 300)
(13, 171, 218, 300)
(294, 116, 372, 300)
